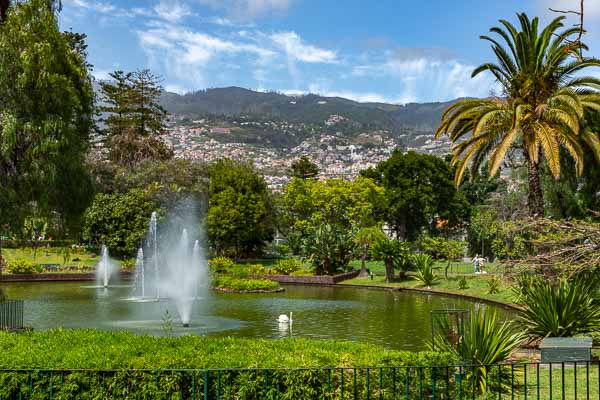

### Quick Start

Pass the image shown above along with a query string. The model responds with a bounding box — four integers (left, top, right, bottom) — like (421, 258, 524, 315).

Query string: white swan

(277, 312, 293, 323)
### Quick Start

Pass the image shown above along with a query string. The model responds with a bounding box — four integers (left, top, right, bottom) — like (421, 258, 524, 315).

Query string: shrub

(458, 276, 469, 290)
(272, 258, 303, 275)
(419, 237, 464, 261)
(411, 254, 439, 287)
(517, 275, 600, 338)
(272, 243, 290, 258)
(301, 223, 356, 275)
(247, 264, 266, 275)
(486, 276, 501, 294)
(0, 287, 5, 302)
(212, 276, 280, 291)
(435, 308, 525, 394)
(209, 256, 234, 274)
(6, 259, 39, 274)
(290, 269, 313, 276)
(121, 259, 136, 270)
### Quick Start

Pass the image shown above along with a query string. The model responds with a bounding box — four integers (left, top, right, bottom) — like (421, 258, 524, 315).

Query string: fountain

(129, 212, 209, 327)
(133, 249, 145, 297)
(95, 245, 114, 288)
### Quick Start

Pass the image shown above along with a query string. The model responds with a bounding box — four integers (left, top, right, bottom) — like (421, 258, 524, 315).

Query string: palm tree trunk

(358, 245, 369, 278)
(385, 259, 394, 283)
(525, 148, 544, 217)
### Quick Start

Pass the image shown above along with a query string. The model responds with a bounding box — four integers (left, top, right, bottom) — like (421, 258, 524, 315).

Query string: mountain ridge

(160, 86, 458, 132)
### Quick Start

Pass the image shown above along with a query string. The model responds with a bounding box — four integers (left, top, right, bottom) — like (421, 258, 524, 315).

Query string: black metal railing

(0, 300, 24, 330)
(0, 361, 598, 399)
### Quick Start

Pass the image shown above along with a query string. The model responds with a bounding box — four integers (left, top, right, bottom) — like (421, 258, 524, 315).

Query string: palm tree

(353, 226, 387, 278)
(370, 238, 409, 282)
(436, 13, 600, 216)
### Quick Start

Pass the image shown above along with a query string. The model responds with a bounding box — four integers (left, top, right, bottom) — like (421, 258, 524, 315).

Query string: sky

(59, 0, 600, 104)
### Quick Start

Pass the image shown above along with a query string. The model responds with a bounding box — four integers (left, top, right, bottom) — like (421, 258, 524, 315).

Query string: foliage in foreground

(212, 276, 279, 291)
(0, 329, 455, 369)
(0, 330, 456, 399)
(434, 308, 525, 395)
(0, 0, 94, 233)
(515, 274, 600, 339)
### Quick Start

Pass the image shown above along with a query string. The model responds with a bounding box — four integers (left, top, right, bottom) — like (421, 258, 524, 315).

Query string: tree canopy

(0, 0, 94, 235)
(207, 159, 275, 258)
(289, 156, 319, 179)
(362, 150, 466, 240)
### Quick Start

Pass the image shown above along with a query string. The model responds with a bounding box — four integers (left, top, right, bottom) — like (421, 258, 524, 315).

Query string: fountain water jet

(95, 245, 116, 288)
(129, 211, 209, 326)
(133, 248, 145, 297)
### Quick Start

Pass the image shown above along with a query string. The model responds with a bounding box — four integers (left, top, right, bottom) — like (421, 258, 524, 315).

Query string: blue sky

(59, 0, 600, 104)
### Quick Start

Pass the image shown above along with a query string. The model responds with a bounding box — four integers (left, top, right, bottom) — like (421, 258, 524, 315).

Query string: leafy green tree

(82, 189, 157, 257)
(0, 0, 94, 233)
(289, 156, 319, 179)
(362, 150, 462, 240)
(1, 0, 60, 22)
(283, 176, 384, 255)
(302, 223, 356, 275)
(207, 159, 275, 258)
(370, 238, 409, 282)
(467, 208, 497, 258)
(436, 13, 600, 217)
(114, 159, 209, 208)
(353, 226, 387, 277)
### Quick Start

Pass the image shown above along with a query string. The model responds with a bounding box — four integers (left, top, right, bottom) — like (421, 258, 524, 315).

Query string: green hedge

(212, 276, 280, 291)
(0, 330, 457, 399)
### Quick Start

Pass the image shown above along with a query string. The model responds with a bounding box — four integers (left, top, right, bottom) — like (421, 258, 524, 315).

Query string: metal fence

(0, 361, 599, 399)
(0, 300, 23, 330)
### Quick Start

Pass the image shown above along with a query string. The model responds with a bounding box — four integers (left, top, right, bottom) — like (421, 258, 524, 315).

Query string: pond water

(2, 282, 512, 351)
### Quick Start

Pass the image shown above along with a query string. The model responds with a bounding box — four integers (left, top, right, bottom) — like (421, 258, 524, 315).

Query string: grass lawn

(345, 260, 516, 305)
(2, 248, 100, 269)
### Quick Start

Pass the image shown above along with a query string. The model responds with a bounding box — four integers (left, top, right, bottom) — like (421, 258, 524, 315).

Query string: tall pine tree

(98, 69, 171, 168)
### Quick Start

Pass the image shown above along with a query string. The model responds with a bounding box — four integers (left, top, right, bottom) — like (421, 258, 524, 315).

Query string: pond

(2, 282, 512, 351)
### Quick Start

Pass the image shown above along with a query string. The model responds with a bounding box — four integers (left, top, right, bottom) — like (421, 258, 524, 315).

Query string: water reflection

(2, 282, 512, 350)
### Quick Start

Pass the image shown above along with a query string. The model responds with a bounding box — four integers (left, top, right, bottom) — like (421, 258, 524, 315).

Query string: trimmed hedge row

(0, 330, 457, 399)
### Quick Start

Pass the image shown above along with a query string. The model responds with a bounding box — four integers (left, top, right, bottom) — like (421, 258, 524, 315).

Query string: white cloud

(352, 51, 498, 103)
(198, 0, 291, 20)
(137, 23, 276, 87)
(282, 84, 409, 104)
(153, 0, 194, 22)
(92, 68, 112, 81)
(63, 0, 118, 14)
(165, 84, 190, 94)
(270, 32, 337, 64)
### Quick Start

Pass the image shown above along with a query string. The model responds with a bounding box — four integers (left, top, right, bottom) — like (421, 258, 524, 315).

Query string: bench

(540, 337, 592, 363)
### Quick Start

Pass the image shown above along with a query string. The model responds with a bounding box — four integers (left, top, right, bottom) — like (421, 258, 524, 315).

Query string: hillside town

(163, 114, 451, 190)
